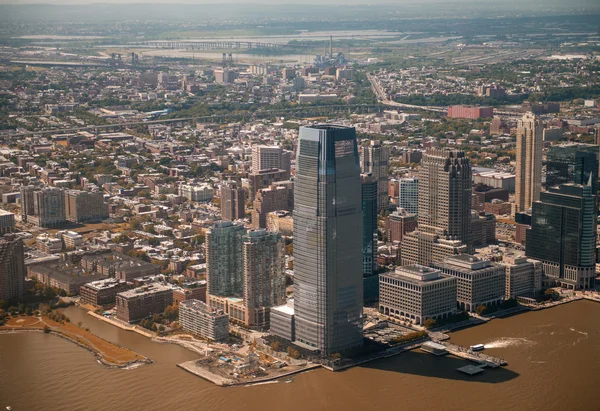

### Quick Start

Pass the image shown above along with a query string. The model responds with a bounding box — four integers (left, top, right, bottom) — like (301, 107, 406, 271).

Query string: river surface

(1, 301, 599, 411)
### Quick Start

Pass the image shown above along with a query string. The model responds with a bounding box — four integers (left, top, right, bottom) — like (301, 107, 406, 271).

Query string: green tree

(423, 318, 437, 329)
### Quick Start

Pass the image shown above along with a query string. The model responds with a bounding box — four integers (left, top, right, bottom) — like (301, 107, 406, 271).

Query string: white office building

(379, 265, 457, 325)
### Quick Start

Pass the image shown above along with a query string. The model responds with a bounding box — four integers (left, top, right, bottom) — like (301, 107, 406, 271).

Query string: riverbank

(87, 310, 156, 338)
(0, 315, 150, 368)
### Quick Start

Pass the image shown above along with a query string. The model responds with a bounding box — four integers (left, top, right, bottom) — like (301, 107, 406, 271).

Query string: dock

(457, 364, 485, 375)
(433, 341, 507, 366)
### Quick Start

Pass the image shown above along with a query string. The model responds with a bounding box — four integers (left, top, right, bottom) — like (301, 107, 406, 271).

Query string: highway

(367, 73, 525, 118)
(0, 104, 383, 138)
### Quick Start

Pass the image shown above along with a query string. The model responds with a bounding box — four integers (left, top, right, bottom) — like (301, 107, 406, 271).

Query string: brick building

(80, 278, 129, 309)
(116, 283, 173, 323)
(65, 190, 109, 223)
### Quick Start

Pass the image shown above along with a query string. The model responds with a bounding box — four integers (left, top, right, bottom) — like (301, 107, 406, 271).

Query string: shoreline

(177, 359, 321, 387)
(0, 327, 152, 369)
(87, 310, 156, 338)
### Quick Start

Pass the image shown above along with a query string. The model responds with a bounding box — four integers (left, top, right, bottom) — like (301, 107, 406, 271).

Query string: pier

(434, 341, 507, 367)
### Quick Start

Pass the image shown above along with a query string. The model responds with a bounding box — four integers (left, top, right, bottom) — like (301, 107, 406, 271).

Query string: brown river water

(1, 300, 599, 411)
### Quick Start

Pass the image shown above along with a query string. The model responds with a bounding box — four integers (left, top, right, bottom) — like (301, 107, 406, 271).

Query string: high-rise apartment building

(361, 173, 378, 277)
(397, 177, 419, 215)
(20, 186, 66, 228)
(515, 112, 543, 212)
(293, 125, 363, 355)
(400, 148, 472, 266)
(65, 190, 108, 223)
(526, 181, 597, 289)
(242, 229, 286, 329)
(220, 182, 245, 221)
(206, 221, 245, 297)
(545, 143, 599, 193)
(0, 234, 25, 302)
(252, 145, 291, 174)
(361, 140, 389, 211)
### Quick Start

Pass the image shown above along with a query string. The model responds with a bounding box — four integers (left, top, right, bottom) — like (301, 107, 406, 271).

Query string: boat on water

(470, 344, 485, 351)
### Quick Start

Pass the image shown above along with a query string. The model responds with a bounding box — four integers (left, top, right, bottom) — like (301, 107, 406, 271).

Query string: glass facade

(361, 174, 378, 278)
(545, 144, 599, 193)
(293, 125, 364, 355)
(526, 183, 596, 288)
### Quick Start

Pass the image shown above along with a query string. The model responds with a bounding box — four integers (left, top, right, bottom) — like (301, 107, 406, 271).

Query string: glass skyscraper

(293, 125, 364, 355)
(526, 179, 597, 289)
(361, 173, 378, 278)
(545, 143, 599, 193)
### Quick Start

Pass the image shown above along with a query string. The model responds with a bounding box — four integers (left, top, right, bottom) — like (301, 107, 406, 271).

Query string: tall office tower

(361, 173, 378, 278)
(64, 190, 108, 223)
(242, 229, 286, 329)
(0, 234, 25, 302)
(220, 182, 245, 221)
(400, 148, 471, 266)
(205, 221, 245, 297)
(398, 177, 419, 215)
(526, 179, 597, 289)
(418, 148, 472, 243)
(294, 125, 363, 355)
(361, 140, 390, 212)
(515, 112, 543, 212)
(252, 145, 291, 174)
(545, 143, 599, 193)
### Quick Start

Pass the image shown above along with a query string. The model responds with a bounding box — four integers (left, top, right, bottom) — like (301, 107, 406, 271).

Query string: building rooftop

(382, 265, 451, 284)
(83, 278, 126, 291)
(438, 254, 495, 271)
(272, 299, 294, 315)
(180, 299, 227, 317)
(118, 283, 172, 299)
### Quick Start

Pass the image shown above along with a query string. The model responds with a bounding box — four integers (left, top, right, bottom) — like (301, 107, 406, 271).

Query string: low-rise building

(502, 255, 543, 299)
(433, 254, 505, 312)
(116, 283, 173, 323)
(80, 278, 129, 309)
(178, 184, 214, 202)
(28, 263, 105, 295)
(269, 299, 295, 341)
(179, 299, 229, 342)
(81, 252, 159, 282)
(173, 280, 207, 303)
(379, 265, 457, 325)
(58, 230, 84, 249)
